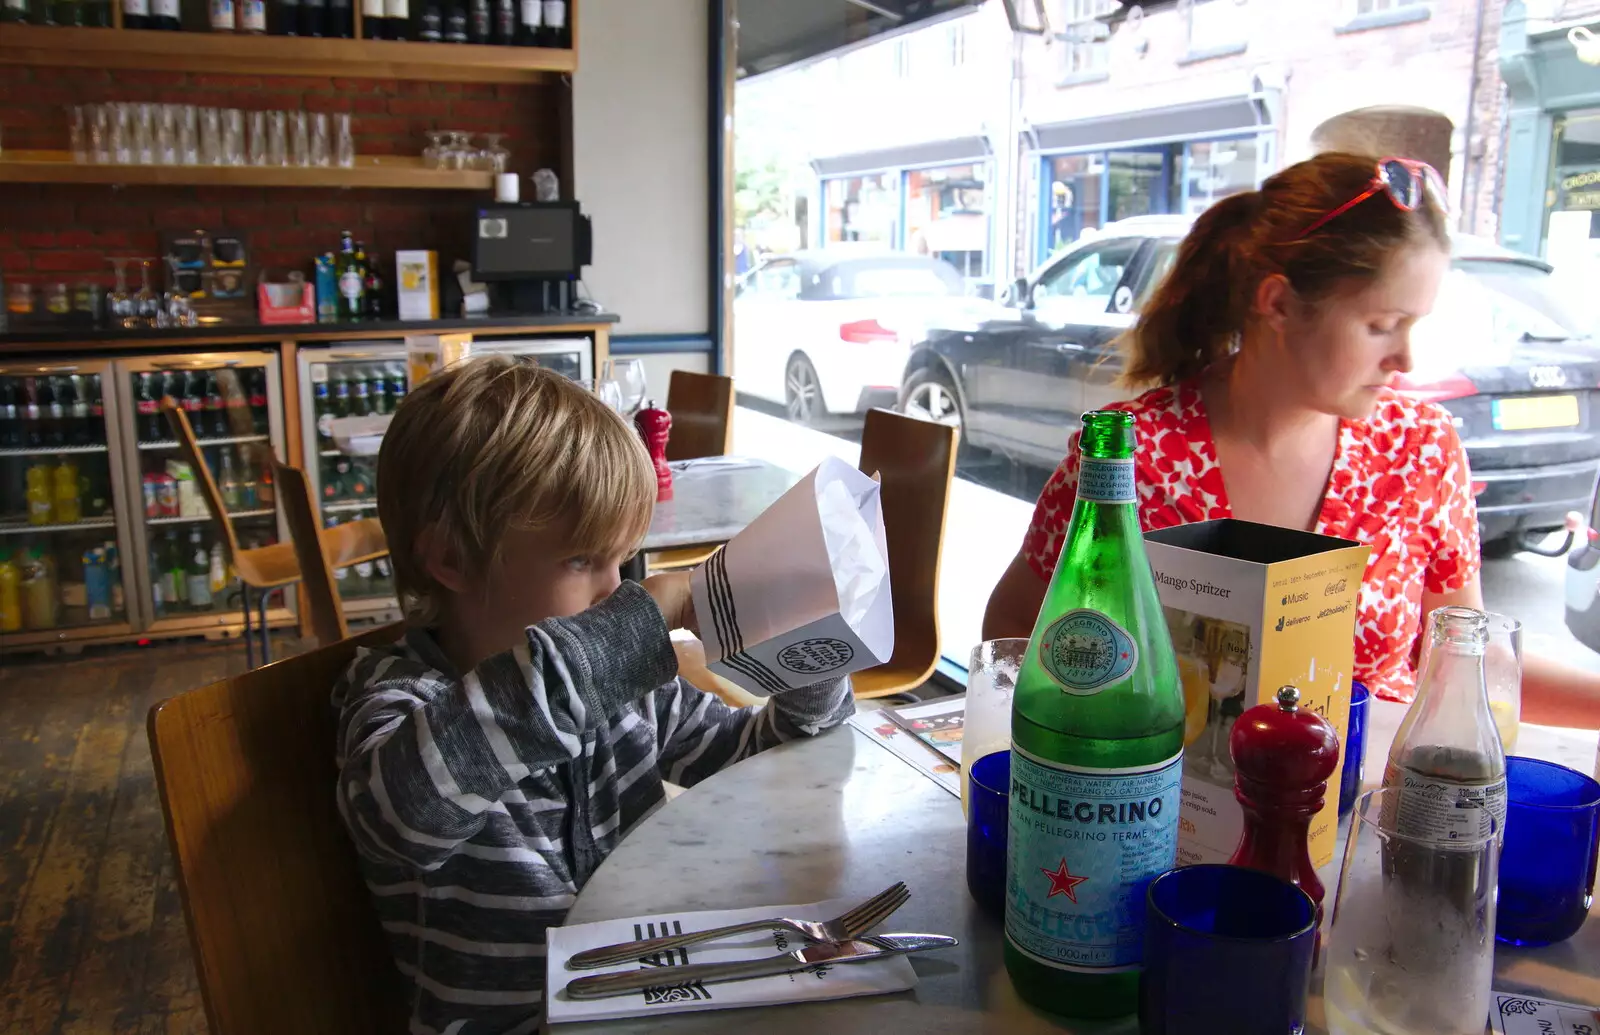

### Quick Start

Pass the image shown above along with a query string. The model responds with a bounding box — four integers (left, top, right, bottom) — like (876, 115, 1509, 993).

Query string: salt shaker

(633, 399, 673, 503)
(1228, 684, 1340, 926)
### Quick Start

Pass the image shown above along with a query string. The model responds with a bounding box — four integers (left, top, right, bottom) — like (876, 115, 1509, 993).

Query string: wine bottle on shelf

(417, 0, 440, 40)
(120, 0, 147, 28)
(443, 0, 465, 42)
(299, 0, 324, 35)
(273, 0, 297, 32)
(382, 0, 405, 36)
(237, 0, 263, 30)
(514, 0, 537, 45)
(360, 0, 381, 37)
(490, 0, 511, 43)
(329, 0, 351, 35)
(209, 0, 235, 31)
(47, 0, 81, 26)
(1, 0, 29, 25)
(540, 0, 564, 47)
(149, 0, 180, 30)
(82, 0, 111, 25)
(466, 0, 486, 43)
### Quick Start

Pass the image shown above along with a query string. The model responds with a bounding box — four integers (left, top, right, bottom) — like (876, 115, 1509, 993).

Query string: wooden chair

(163, 399, 386, 665)
(274, 458, 389, 647)
(850, 407, 958, 700)
(649, 370, 737, 573)
(148, 622, 410, 1035)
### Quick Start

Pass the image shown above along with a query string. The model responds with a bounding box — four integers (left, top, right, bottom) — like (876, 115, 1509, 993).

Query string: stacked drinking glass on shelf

(421, 130, 509, 172)
(68, 104, 356, 169)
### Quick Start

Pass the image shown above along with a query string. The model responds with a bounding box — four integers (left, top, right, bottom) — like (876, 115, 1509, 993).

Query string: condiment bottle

(633, 399, 673, 503)
(1228, 684, 1340, 925)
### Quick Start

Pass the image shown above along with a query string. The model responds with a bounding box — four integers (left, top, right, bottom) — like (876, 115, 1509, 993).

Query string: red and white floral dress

(1021, 380, 1481, 703)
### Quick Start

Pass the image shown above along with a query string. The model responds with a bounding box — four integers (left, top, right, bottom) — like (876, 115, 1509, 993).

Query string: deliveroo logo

(1038, 608, 1137, 695)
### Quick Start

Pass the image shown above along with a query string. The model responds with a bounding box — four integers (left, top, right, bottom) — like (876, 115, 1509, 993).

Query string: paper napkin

(545, 897, 918, 1024)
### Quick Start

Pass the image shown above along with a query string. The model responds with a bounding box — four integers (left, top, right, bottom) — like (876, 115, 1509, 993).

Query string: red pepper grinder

(633, 399, 673, 503)
(1228, 684, 1341, 929)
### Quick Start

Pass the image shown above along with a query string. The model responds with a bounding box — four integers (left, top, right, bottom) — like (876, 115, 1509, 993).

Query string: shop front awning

(812, 136, 993, 178)
(1031, 95, 1268, 153)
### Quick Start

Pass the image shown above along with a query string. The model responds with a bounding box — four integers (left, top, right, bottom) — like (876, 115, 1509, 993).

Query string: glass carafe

(134, 260, 160, 327)
(107, 258, 135, 329)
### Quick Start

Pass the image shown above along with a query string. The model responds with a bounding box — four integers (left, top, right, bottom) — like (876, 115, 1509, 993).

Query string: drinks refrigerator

(295, 336, 593, 623)
(0, 358, 140, 648)
(115, 351, 293, 641)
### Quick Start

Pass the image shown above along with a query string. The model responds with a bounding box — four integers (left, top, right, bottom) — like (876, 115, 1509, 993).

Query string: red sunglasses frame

(1293, 157, 1445, 240)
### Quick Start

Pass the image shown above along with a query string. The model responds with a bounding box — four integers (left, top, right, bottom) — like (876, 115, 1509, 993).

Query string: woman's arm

(1422, 578, 1600, 731)
(983, 551, 1049, 641)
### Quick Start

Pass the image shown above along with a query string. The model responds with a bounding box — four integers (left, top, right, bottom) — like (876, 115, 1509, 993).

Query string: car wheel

(784, 354, 823, 425)
(901, 365, 984, 460)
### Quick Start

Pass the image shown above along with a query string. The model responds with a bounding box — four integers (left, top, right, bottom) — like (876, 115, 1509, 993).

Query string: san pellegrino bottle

(1381, 605, 1507, 842)
(1005, 410, 1185, 1018)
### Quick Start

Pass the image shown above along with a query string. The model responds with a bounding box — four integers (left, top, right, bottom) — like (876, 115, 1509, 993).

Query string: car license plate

(1491, 394, 1581, 431)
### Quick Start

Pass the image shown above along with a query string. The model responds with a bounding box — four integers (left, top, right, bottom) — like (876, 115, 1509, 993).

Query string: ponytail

(1118, 151, 1450, 390)
(1121, 192, 1259, 388)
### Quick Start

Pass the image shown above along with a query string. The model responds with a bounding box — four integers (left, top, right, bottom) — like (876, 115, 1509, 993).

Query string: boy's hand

(642, 572, 698, 636)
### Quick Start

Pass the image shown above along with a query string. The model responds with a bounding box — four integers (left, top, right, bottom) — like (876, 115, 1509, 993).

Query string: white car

(734, 250, 976, 424)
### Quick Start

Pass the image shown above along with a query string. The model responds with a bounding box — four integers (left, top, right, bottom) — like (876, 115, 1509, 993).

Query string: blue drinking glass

(1140, 865, 1318, 1035)
(1339, 681, 1371, 817)
(965, 750, 1009, 919)
(1496, 755, 1600, 947)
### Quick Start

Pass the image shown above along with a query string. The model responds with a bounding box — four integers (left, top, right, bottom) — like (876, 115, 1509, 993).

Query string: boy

(333, 357, 854, 1035)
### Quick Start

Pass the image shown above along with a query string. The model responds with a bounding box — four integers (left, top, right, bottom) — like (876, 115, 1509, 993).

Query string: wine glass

(447, 131, 471, 170)
(482, 132, 509, 173)
(609, 358, 648, 414)
(423, 130, 447, 169)
(592, 378, 625, 414)
(106, 258, 134, 328)
(157, 103, 178, 165)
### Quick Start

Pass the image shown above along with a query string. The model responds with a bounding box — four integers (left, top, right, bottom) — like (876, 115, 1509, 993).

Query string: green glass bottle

(1004, 409, 1186, 1019)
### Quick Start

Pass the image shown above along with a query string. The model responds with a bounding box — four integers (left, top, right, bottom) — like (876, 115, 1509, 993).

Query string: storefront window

(906, 164, 989, 284)
(1044, 153, 1105, 256)
(1107, 149, 1176, 222)
(1544, 109, 1600, 324)
(823, 173, 898, 245)
(1184, 138, 1259, 214)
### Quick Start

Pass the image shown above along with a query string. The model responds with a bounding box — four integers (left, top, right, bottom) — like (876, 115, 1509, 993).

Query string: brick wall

(0, 65, 562, 287)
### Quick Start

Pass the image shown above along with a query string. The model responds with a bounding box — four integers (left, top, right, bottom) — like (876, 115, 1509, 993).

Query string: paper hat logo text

(777, 638, 856, 675)
(1038, 609, 1138, 695)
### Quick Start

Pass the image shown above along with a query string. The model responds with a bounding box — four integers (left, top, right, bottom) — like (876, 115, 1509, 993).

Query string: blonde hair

(376, 355, 654, 624)
(1122, 151, 1449, 388)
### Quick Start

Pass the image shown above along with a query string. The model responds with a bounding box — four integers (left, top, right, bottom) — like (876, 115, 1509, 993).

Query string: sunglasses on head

(1293, 157, 1446, 240)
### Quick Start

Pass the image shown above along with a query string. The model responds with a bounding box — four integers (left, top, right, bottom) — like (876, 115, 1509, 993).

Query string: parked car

(897, 216, 1600, 548)
(734, 249, 977, 424)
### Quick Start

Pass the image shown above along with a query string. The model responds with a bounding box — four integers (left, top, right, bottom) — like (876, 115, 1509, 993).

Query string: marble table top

(643, 459, 802, 551)
(553, 702, 1600, 1034)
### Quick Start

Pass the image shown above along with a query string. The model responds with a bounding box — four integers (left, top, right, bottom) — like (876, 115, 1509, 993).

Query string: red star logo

(1040, 858, 1090, 903)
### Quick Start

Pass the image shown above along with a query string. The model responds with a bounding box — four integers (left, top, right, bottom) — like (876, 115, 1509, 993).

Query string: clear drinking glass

(111, 103, 132, 164)
(334, 113, 354, 168)
(446, 130, 470, 170)
(1484, 613, 1522, 753)
(178, 104, 200, 165)
(423, 130, 447, 169)
(134, 102, 155, 165)
(267, 110, 288, 167)
(290, 111, 311, 167)
(482, 131, 509, 173)
(591, 378, 625, 413)
(962, 639, 1025, 816)
(310, 112, 330, 167)
(106, 258, 134, 328)
(200, 107, 223, 166)
(69, 106, 89, 163)
(134, 259, 161, 327)
(247, 110, 267, 166)
(156, 104, 178, 165)
(90, 103, 111, 164)
(223, 108, 245, 166)
(609, 358, 648, 413)
(1324, 788, 1499, 1035)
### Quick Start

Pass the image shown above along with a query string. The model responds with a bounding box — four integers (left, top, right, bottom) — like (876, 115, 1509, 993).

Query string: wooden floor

(0, 637, 297, 1035)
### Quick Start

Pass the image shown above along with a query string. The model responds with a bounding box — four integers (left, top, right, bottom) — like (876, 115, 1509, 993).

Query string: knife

(561, 933, 957, 1001)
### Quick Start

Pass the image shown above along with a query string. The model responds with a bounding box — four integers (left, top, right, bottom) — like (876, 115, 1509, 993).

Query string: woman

(983, 152, 1600, 728)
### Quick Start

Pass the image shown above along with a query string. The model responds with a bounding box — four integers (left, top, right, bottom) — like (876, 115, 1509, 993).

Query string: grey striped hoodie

(332, 580, 854, 1035)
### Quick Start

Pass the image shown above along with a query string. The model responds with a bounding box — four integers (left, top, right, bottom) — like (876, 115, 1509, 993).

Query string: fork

(565, 882, 910, 970)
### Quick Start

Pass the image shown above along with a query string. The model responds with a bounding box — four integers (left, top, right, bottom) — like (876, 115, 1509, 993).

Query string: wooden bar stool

(162, 400, 386, 666)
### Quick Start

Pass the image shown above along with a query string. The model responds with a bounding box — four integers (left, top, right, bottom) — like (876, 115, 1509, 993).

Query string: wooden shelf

(0, 23, 575, 83)
(0, 151, 493, 190)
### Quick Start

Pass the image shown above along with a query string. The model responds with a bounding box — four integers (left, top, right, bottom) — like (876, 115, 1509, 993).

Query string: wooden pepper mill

(633, 399, 673, 502)
(1228, 684, 1340, 928)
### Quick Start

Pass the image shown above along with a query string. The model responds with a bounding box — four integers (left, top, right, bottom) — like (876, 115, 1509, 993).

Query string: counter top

(0, 311, 620, 352)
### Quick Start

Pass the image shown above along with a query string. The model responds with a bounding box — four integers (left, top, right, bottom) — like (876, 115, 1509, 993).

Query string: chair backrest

(857, 407, 958, 686)
(148, 623, 410, 1035)
(665, 370, 735, 462)
(162, 398, 243, 561)
(274, 459, 348, 647)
